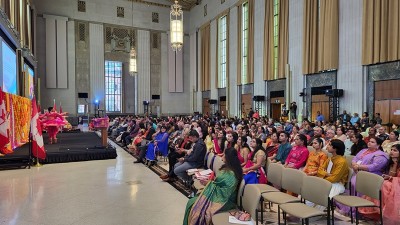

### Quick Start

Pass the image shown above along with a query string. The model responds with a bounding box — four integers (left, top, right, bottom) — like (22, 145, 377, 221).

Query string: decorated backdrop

(0, 89, 31, 154)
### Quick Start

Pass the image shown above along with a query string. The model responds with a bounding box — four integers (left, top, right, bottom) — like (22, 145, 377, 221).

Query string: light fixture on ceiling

(129, 0, 137, 76)
(170, 0, 183, 51)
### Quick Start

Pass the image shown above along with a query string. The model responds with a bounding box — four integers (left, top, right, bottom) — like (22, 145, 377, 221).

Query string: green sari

(183, 170, 238, 225)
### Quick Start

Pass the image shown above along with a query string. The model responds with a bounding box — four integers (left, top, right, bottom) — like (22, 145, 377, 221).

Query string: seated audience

(270, 131, 292, 164)
(303, 138, 327, 176)
(358, 144, 400, 225)
(382, 131, 400, 154)
(376, 125, 389, 141)
(314, 139, 349, 210)
(236, 136, 250, 167)
(173, 130, 206, 182)
(264, 132, 280, 157)
(350, 133, 367, 156)
(350, 137, 388, 195)
(284, 134, 309, 169)
(145, 125, 169, 162)
(243, 138, 267, 184)
(182, 147, 242, 225)
(334, 127, 347, 142)
(161, 129, 192, 182)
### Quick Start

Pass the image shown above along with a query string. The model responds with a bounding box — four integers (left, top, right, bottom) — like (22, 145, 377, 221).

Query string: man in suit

(339, 110, 350, 124)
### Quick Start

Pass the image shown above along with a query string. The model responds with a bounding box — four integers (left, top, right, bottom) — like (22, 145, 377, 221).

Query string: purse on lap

(229, 211, 251, 221)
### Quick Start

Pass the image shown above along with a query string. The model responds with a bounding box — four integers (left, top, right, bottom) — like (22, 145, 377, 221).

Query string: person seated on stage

(133, 122, 156, 163)
(170, 130, 206, 182)
(40, 107, 67, 144)
(182, 147, 243, 225)
(161, 128, 193, 182)
(145, 125, 169, 164)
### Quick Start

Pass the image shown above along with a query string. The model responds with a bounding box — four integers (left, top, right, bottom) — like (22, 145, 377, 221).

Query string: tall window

(273, 0, 279, 79)
(105, 61, 122, 112)
(241, 2, 249, 84)
(218, 15, 227, 88)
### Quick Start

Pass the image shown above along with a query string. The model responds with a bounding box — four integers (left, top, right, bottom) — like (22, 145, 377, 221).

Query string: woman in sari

(183, 147, 243, 225)
(264, 132, 280, 157)
(358, 144, 400, 225)
(337, 137, 389, 216)
(350, 137, 388, 195)
(243, 138, 267, 184)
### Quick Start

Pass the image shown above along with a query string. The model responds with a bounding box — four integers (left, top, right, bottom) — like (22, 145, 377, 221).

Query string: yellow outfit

(303, 151, 327, 175)
(317, 155, 349, 184)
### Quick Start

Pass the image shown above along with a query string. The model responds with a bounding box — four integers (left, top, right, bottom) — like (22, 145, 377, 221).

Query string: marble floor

(0, 143, 187, 225)
(0, 139, 378, 225)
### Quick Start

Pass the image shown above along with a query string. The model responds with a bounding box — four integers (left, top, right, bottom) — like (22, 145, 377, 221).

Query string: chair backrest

(267, 163, 284, 187)
(204, 152, 210, 167)
(345, 155, 354, 168)
(213, 156, 225, 176)
(281, 168, 305, 195)
(237, 179, 246, 208)
(345, 167, 353, 190)
(242, 184, 262, 220)
(207, 152, 215, 169)
(301, 176, 332, 207)
(355, 171, 384, 199)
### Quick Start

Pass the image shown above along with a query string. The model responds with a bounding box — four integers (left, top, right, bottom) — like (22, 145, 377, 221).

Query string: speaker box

(143, 101, 149, 105)
(325, 89, 343, 97)
(253, 95, 265, 101)
(219, 96, 226, 101)
(152, 95, 160, 100)
(78, 92, 88, 98)
(208, 99, 217, 104)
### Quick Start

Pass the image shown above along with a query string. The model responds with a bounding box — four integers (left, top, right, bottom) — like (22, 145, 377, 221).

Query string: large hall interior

(1, 0, 400, 224)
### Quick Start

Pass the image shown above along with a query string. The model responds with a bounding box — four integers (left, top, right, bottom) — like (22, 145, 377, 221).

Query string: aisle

(0, 145, 187, 225)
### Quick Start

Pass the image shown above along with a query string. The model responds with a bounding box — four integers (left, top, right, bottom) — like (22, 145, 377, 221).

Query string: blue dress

(145, 132, 169, 161)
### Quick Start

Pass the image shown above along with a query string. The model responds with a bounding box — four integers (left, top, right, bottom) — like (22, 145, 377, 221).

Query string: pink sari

(244, 151, 267, 184)
(213, 138, 222, 154)
(359, 170, 400, 225)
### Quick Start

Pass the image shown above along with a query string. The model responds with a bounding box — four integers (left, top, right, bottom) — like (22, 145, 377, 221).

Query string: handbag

(229, 211, 251, 221)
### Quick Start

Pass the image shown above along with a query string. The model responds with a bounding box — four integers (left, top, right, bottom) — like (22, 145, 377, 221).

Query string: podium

(92, 118, 109, 147)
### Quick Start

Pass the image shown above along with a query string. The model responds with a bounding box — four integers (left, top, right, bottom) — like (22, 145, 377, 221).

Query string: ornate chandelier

(170, 0, 183, 51)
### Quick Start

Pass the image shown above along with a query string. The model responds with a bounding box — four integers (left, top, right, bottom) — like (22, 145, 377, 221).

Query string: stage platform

(0, 132, 117, 169)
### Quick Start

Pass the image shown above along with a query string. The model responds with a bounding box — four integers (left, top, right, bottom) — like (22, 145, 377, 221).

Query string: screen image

(24, 63, 34, 99)
(2, 41, 17, 94)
